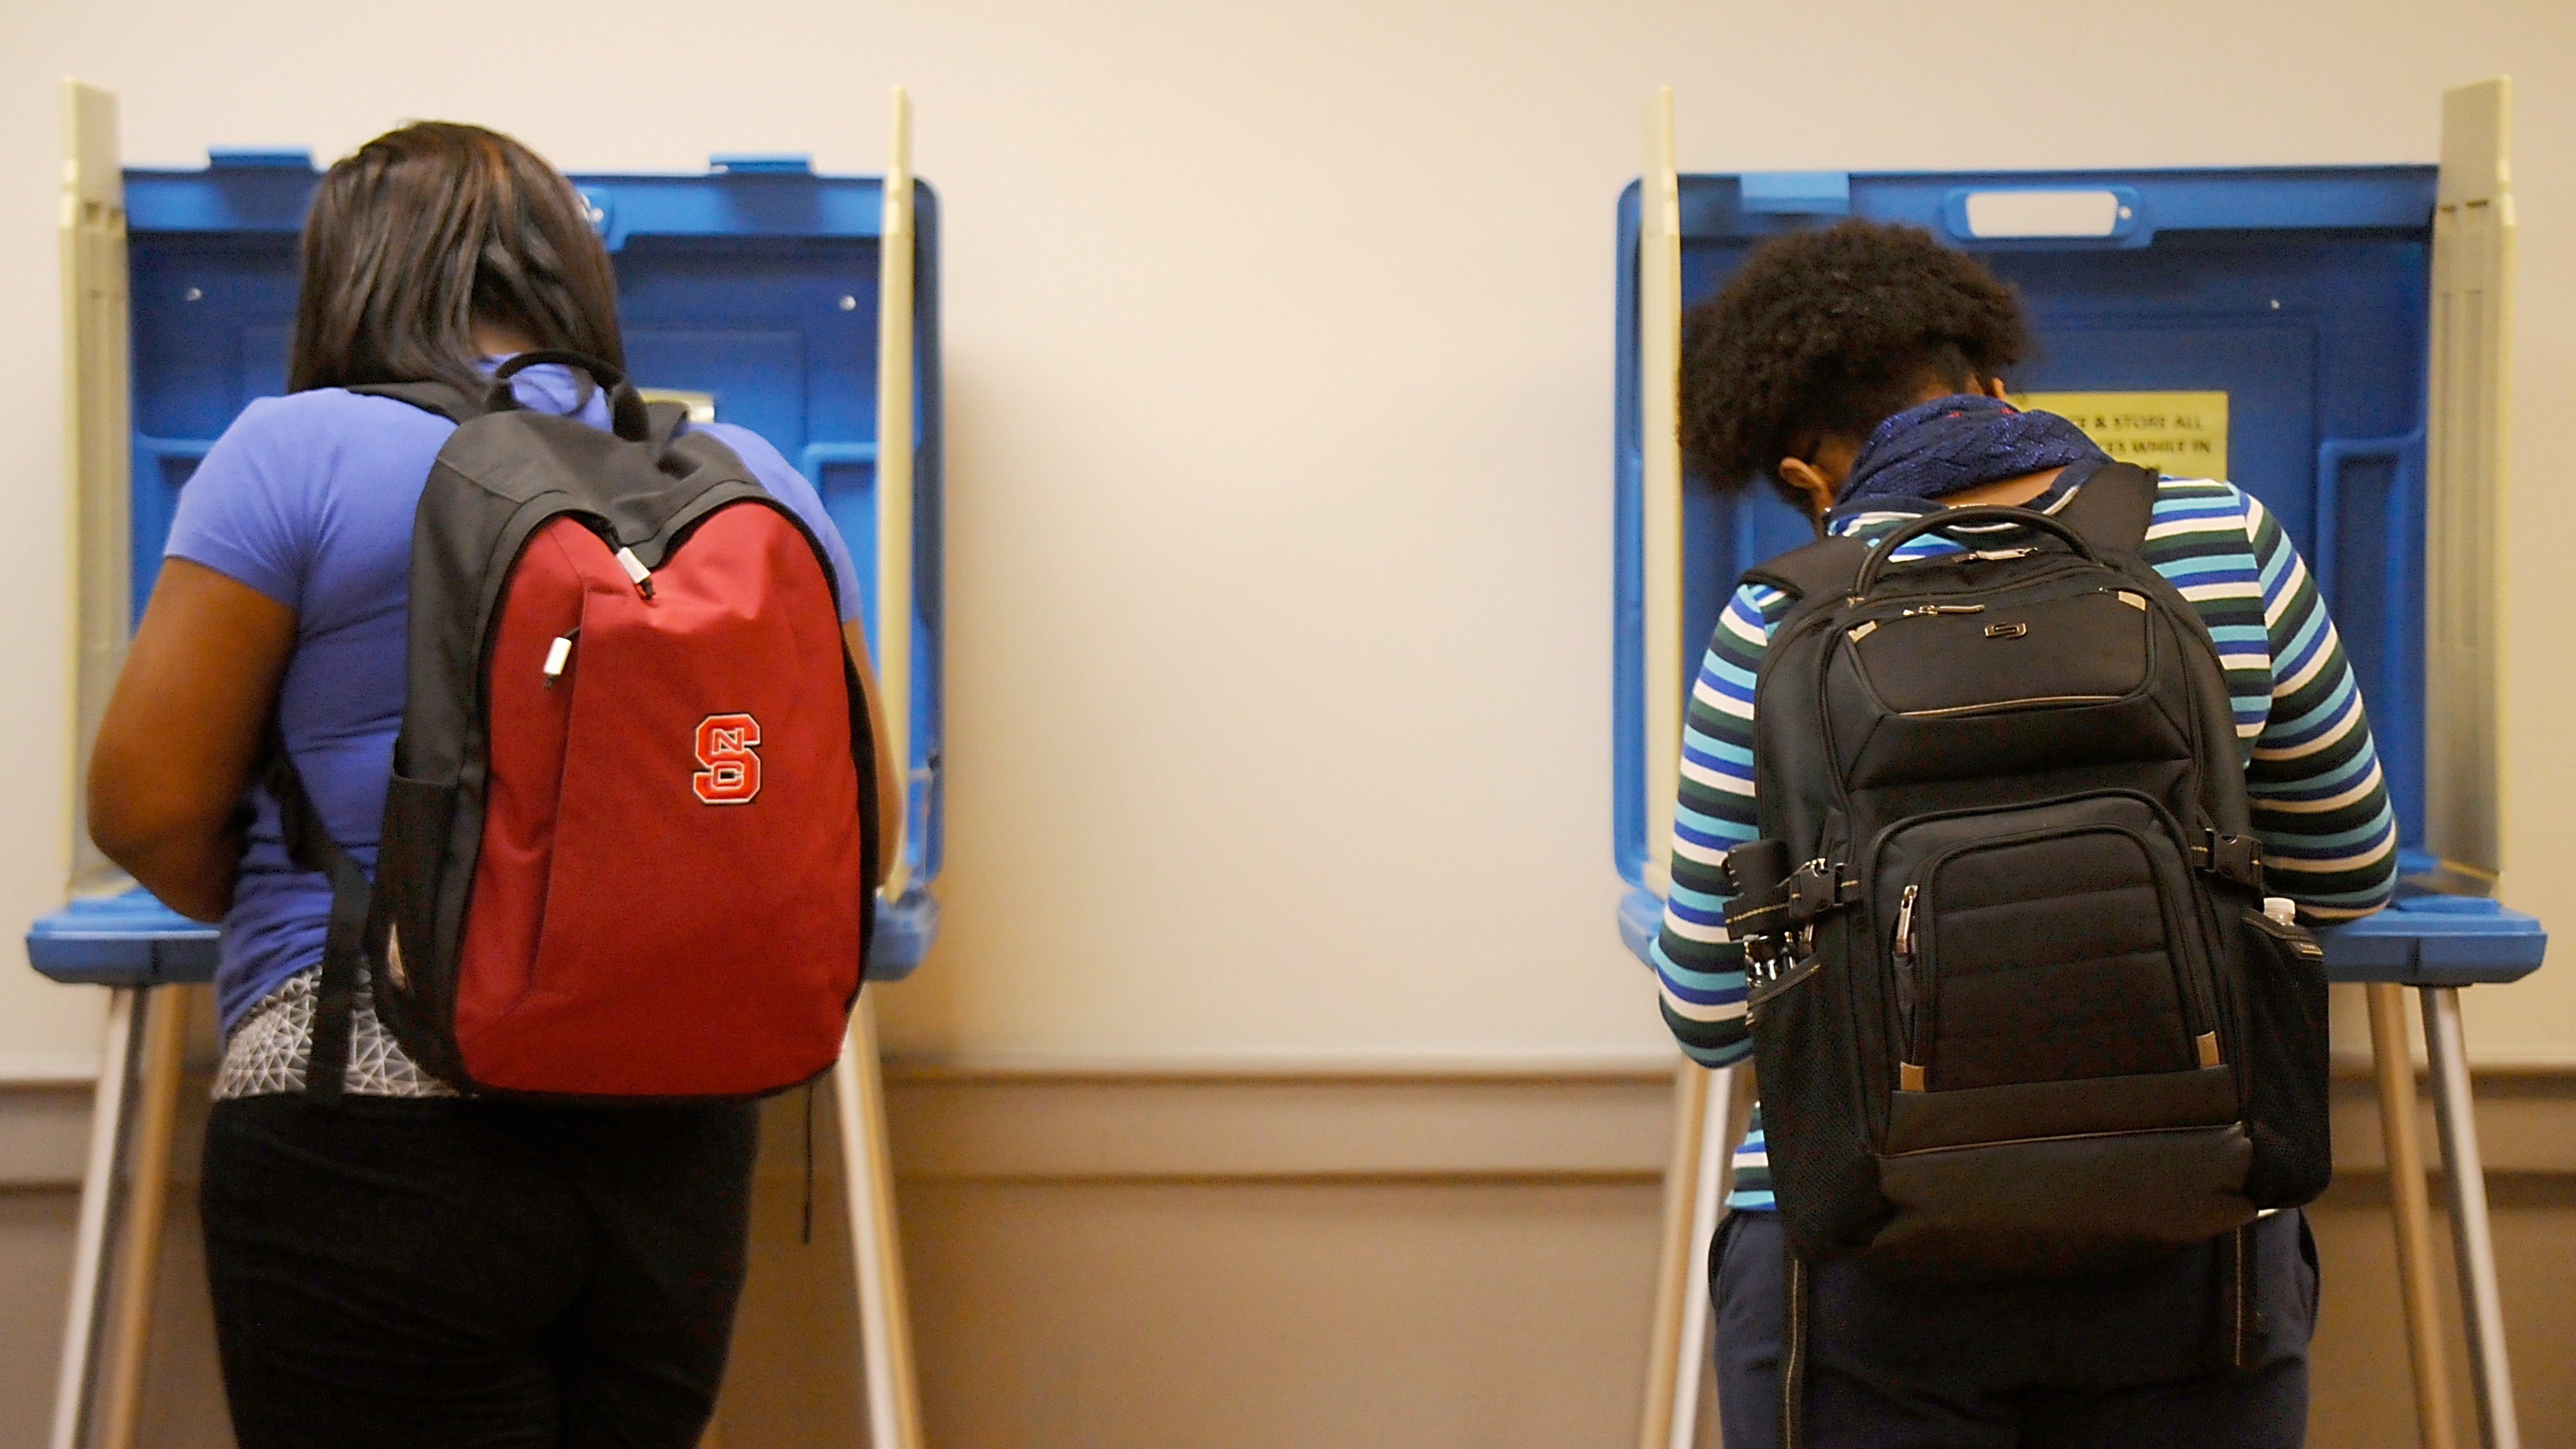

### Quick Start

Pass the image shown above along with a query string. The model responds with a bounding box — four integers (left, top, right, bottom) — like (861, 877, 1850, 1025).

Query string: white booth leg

(2419, 988, 2520, 1449)
(2367, 983, 2460, 1449)
(50, 988, 143, 1449)
(1668, 1064, 1738, 1449)
(833, 995, 925, 1449)
(95, 986, 190, 1449)
(1639, 1060, 1708, 1449)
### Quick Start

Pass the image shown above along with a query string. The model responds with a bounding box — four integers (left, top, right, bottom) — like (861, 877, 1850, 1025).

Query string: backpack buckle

(1784, 859, 1862, 921)
(1719, 841, 1849, 991)
(2196, 832, 2267, 891)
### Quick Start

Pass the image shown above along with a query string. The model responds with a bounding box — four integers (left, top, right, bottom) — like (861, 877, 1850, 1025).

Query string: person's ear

(1777, 457, 1839, 520)
(1983, 376, 2012, 401)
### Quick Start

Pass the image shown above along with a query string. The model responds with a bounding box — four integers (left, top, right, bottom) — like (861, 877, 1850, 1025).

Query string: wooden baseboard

(5, 1056, 2573, 1192)
(859, 1057, 2576, 1184)
(879, 1063, 1676, 1183)
(0, 1053, 109, 1085)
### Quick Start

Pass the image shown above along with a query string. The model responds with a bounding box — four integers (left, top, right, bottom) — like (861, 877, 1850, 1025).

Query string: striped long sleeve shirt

(1651, 473, 2400, 1210)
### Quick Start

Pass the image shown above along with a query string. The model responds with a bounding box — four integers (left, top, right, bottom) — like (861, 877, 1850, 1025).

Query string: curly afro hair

(1677, 218, 2032, 499)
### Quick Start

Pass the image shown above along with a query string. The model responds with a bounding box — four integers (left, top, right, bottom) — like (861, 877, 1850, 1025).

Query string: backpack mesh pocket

(2237, 907, 2332, 1206)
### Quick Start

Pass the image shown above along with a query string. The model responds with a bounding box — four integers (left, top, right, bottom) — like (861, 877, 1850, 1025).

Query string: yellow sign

(2012, 390, 2228, 480)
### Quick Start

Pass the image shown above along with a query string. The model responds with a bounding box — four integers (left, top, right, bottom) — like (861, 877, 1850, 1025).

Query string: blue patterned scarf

(1834, 393, 2108, 507)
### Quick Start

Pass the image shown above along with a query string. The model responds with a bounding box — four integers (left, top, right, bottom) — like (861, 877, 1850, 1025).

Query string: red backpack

(269, 352, 881, 1101)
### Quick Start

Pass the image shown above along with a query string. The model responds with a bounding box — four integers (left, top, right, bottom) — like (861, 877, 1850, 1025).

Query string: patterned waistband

(214, 968, 456, 1100)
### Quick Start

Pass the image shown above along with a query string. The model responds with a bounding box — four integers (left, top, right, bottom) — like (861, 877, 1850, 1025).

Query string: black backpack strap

(2054, 459, 2159, 556)
(355, 372, 664, 446)
(644, 399, 691, 449)
(1740, 535, 1868, 608)
(2225, 1219, 2265, 1370)
(1780, 1246, 1810, 1449)
(348, 380, 484, 425)
(260, 736, 372, 1102)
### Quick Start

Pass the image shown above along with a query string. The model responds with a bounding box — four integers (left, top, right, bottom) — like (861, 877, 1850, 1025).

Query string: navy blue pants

(1713, 1210, 2317, 1448)
(202, 1093, 758, 1449)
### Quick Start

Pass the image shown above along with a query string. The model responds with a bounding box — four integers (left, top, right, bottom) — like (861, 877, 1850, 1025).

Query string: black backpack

(1718, 464, 2331, 1286)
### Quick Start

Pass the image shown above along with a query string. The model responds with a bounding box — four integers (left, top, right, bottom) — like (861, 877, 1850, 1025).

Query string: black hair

(1676, 218, 2032, 502)
(290, 122, 623, 396)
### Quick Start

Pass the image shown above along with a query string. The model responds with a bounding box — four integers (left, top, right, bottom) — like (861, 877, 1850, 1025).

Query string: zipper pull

(1892, 883, 1921, 1037)
(615, 546, 655, 599)
(541, 628, 578, 687)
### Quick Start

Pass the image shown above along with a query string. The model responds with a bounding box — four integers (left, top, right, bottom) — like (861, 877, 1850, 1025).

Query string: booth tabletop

(28, 886, 938, 989)
(1615, 885, 2544, 992)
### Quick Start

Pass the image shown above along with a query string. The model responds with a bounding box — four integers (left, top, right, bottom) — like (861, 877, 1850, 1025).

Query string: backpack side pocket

(369, 773, 465, 1085)
(1750, 911, 1887, 1259)
(2237, 907, 2332, 1207)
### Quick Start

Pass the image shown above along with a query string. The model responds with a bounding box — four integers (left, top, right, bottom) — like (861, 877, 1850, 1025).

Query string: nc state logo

(692, 714, 763, 805)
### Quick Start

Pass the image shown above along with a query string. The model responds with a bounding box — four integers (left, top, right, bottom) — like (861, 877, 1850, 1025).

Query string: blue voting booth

(31, 83, 941, 1449)
(1610, 163, 2542, 982)
(29, 149, 943, 983)
(1615, 84, 2540, 1449)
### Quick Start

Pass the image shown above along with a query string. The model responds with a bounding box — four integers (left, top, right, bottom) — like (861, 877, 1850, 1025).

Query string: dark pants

(1714, 1209, 2317, 1449)
(201, 1093, 759, 1449)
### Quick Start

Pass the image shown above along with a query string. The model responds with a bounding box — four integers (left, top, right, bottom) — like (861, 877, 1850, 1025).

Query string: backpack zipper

(1849, 584, 2152, 719)
(1895, 692, 2125, 719)
(1891, 883, 1919, 1041)
(614, 546, 656, 599)
(1888, 811, 2220, 1089)
(541, 627, 579, 686)
(1891, 883, 1923, 1087)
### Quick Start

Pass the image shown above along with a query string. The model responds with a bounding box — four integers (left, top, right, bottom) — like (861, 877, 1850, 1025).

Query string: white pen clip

(615, 546, 655, 598)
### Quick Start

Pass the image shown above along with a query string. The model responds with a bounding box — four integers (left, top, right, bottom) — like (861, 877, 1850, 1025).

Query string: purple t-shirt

(164, 364, 863, 1031)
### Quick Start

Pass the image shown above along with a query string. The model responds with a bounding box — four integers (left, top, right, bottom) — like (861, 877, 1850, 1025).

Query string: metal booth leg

(97, 986, 191, 1449)
(2419, 987, 2521, 1449)
(1669, 1065, 1737, 1449)
(1640, 1062, 1742, 1449)
(50, 984, 188, 1449)
(1640, 1062, 1709, 1449)
(50, 988, 142, 1449)
(2367, 983, 2459, 1449)
(833, 995, 925, 1449)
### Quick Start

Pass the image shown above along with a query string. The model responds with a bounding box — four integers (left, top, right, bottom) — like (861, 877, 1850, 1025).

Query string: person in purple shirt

(86, 122, 897, 1448)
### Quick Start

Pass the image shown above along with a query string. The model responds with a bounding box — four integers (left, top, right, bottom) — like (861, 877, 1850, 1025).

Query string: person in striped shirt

(1655, 220, 2396, 1448)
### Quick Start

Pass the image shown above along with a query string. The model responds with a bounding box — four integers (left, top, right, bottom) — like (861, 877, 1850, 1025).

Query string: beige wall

(1, 0, 2570, 1073)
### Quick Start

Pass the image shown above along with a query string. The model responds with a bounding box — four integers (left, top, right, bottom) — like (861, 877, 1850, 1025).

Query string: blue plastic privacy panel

(35, 150, 942, 985)
(1612, 165, 2542, 976)
(1615, 167, 2442, 889)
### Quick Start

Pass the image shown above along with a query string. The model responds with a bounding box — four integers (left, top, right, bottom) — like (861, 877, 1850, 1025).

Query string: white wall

(2, 0, 2569, 1072)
